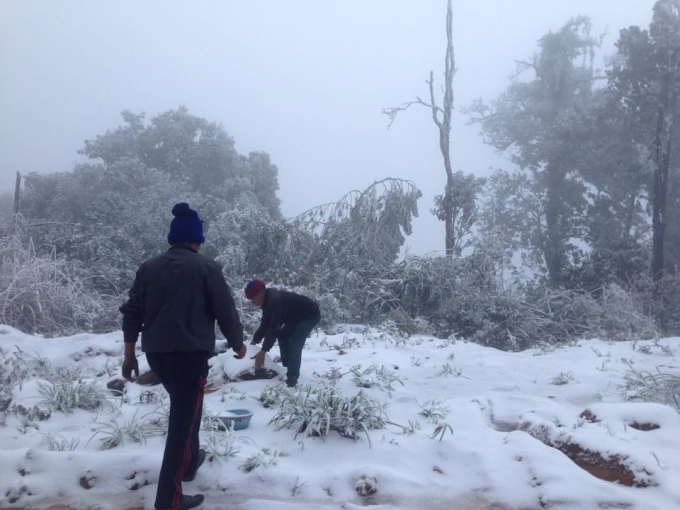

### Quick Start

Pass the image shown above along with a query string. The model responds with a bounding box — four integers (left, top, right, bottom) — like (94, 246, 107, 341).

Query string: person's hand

(122, 355, 139, 382)
(233, 344, 247, 359)
(251, 350, 266, 369)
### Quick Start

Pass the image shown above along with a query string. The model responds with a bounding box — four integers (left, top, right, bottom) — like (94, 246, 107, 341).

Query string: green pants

(278, 318, 319, 380)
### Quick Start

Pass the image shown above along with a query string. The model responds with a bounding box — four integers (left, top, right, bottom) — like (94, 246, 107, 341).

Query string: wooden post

(13, 171, 21, 215)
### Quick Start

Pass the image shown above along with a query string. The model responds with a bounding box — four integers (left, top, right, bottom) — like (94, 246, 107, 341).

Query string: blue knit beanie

(167, 203, 205, 244)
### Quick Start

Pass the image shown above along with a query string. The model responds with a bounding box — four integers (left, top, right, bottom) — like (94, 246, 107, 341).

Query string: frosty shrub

(373, 319, 410, 343)
(210, 195, 289, 280)
(473, 286, 651, 350)
(269, 385, 387, 447)
(596, 284, 658, 341)
(523, 286, 661, 345)
(1, 345, 51, 389)
(288, 178, 421, 327)
(641, 272, 680, 335)
(302, 240, 663, 349)
(517, 288, 601, 345)
(314, 292, 349, 325)
(370, 252, 512, 342)
(0, 224, 113, 335)
(0, 386, 12, 413)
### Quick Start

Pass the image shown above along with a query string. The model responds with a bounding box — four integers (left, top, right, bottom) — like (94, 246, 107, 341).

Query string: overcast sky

(0, 1, 656, 255)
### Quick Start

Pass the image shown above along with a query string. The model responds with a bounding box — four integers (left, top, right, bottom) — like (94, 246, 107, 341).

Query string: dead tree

(383, 0, 456, 257)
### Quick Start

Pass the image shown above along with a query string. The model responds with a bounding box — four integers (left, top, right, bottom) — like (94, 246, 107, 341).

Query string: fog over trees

(1, 0, 678, 350)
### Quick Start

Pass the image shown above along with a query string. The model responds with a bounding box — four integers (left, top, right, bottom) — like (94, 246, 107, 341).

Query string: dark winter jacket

(120, 246, 244, 354)
(253, 288, 320, 352)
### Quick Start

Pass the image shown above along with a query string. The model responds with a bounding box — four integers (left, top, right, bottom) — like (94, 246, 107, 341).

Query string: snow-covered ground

(1, 324, 679, 510)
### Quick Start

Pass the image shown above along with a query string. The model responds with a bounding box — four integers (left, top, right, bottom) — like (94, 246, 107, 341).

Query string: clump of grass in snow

(621, 360, 680, 412)
(37, 379, 109, 414)
(256, 384, 286, 408)
(41, 432, 80, 451)
(349, 364, 404, 393)
(417, 399, 450, 423)
(96, 357, 121, 378)
(88, 409, 168, 449)
(549, 371, 575, 385)
(240, 448, 280, 473)
(431, 423, 454, 441)
(395, 419, 421, 435)
(203, 427, 253, 462)
(436, 362, 463, 378)
(269, 385, 387, 447)
(138, 388, 166, 405)
(313, 366, 344, 383)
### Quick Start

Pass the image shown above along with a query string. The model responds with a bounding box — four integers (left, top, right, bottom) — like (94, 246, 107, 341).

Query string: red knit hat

(245, 279, 266, 299)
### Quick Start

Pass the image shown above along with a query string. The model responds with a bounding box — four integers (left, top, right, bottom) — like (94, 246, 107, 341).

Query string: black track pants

(146, 351, 209, 510)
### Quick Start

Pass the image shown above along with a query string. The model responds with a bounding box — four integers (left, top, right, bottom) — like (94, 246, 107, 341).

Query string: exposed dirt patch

(79, 474, 95, 490)
(106, 378, 126, 396)
(579, 409, 600, 423)
(558, 442, 652, 487)
(235, 368, 279, 381)
(520, 422, 655, 487)
(628, 421, 660, 431)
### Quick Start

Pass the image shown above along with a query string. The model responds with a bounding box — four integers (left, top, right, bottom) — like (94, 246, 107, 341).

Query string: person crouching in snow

(245, 279, 320, 387)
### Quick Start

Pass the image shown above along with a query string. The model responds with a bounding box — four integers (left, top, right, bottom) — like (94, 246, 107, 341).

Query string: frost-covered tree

(208, 194, 290, 280)
(21, 158, 199, 292)
(468, 17, 600, 287)
(293, 178, 421, 268)
(79, 107, 281, 216)
(19, 107, 285, 294)
(0, 192, 13, 220)
(432, 171, 486, 257)
(608, 0, 680, 285)
(290, 178, 421, 319)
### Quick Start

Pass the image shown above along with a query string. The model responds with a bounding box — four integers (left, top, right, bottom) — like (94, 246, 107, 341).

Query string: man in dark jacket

(120, 203, 247, 510)
(245, 279, 320, 387)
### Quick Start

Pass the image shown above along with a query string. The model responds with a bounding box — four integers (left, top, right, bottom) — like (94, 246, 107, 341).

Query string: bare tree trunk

(651, 75, 672, 287)
(543, 163, 564, 287)
(431, 0, 455, 257)
(11, 172, 21, 236)
(383, 0, 456, 257)
(624, 191, 636, 243)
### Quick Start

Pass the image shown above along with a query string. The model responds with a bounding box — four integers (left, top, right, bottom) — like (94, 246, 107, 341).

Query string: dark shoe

(182, 449, 206, 482)
(180, 494, 204, 510)
(155, 493, 205, 510)
(285, 377, 298, 388)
